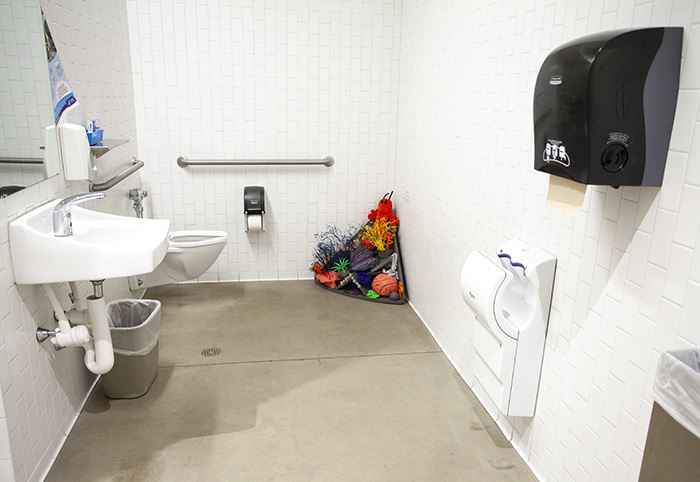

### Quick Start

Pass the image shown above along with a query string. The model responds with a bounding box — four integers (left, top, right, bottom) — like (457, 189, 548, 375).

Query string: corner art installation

(311, 192, 407, 304)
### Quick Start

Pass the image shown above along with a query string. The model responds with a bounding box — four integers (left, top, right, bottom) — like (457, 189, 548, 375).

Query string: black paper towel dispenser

(533, 27, 682, 186)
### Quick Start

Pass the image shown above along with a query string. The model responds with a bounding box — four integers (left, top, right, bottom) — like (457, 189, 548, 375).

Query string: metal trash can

(640, 348, 700, 481)
(102, 299, 161, 399)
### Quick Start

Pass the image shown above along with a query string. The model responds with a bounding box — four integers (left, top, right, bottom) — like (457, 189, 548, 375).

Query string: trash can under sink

(102, 299, 161, 399)
(639, 348, 700, 481)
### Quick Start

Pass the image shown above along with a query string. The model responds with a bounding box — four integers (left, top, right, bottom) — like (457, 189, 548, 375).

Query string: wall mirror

(0, 0, 61, 199)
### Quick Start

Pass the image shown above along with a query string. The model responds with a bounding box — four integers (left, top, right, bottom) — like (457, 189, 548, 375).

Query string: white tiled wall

(126, 0, 402, 281)
(395, 1, 700, 481)
(0, 1, 142, 481)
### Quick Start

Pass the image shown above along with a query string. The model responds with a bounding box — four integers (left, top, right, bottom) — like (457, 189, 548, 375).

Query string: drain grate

(200, 347, 223, 357)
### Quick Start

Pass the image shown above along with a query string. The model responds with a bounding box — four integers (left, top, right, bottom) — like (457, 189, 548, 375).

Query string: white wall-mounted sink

(10, 199, 170, 284)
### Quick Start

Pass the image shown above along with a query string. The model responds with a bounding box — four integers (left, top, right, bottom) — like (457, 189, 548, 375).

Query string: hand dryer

(460, 239, 556, 417)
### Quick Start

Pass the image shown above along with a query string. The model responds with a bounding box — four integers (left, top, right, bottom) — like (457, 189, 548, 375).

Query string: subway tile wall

(126, 0, 402, 282)
(0, 0, 141, 481)
(395, 1, 700, 481)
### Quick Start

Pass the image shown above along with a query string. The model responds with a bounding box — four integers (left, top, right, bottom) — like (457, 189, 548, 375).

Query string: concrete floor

(45, 281, 537, 482)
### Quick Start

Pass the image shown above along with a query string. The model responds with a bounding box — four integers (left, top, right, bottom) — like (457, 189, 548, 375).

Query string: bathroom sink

(9, 199, 170, 284)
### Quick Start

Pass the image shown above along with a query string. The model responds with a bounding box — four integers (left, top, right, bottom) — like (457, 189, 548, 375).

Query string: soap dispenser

(58, 123, 94, 181)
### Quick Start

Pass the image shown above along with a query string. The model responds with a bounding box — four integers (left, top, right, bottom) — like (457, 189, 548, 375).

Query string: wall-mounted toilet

(129, 230, 227, 290)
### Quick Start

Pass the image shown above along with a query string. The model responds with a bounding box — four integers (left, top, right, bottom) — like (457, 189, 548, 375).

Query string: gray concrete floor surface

(45, 281, 537, 482)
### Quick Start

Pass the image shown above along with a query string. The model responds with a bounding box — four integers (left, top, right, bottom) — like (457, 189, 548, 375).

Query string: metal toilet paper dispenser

(533, 27, 683, 187)
(244, 186, 265, 232)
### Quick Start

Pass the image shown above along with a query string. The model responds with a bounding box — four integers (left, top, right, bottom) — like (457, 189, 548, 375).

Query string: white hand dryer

(460, 238, 556, 417)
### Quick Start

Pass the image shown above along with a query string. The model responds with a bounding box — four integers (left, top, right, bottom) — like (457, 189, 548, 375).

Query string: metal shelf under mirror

(90, 139, 129, 159)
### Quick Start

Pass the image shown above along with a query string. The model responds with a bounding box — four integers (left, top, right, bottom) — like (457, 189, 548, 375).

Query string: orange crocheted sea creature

(372, 273, 398, 296)
(315, 271, 340, 289)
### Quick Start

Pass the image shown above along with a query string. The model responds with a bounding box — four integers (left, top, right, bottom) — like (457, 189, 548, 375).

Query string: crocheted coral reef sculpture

(311, 192, 406, 304)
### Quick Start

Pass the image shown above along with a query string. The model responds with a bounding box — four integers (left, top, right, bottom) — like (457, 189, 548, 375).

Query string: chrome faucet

(52, 192, 106, 237)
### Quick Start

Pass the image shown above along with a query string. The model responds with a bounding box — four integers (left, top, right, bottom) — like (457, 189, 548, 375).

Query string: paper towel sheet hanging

(546, 175, 587, 216)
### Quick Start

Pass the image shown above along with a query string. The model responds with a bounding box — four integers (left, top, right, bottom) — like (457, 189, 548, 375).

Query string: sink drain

(200, 347, 222, 357)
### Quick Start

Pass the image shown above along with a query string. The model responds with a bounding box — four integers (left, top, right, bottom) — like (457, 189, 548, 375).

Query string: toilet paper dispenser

(244, 186, 265, 232)
(460, 238, 556, 417)
(533, 27, 683, 187)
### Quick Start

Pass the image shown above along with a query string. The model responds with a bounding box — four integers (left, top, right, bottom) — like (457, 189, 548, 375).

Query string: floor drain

(200, 347, 223, 357)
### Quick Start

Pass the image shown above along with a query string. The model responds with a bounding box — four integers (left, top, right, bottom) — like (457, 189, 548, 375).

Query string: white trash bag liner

(106, 299, 161, 357)
(652, 348, 700, 440)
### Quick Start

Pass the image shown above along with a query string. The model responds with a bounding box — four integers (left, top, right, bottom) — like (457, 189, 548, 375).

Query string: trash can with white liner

(639, 348, 700, 481)
(102, 299, 161, 399)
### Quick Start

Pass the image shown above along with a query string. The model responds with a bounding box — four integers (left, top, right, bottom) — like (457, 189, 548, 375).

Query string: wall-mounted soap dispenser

(460, 239, 556, 417)
(57, 123, 95, 181)
(534, 27, 683, 186)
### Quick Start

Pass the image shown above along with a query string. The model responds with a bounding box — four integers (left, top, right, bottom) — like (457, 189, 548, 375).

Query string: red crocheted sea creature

(368, 192, 398, 226)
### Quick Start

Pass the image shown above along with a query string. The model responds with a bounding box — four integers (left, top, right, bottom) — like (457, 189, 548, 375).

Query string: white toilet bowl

(129, 230, 228, 290)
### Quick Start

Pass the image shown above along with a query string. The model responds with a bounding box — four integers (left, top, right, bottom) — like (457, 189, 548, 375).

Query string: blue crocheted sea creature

(357, 272, 372, 287)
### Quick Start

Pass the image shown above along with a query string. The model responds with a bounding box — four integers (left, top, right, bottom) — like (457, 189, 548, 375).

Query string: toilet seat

(129, 229, 228, 290)
(169, 230, 228, 249)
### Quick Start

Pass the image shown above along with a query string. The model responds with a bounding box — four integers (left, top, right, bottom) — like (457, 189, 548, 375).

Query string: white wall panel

(395, 1, 700, 481)
(0, 1, 142, 480)
(127, 0, 402, 282)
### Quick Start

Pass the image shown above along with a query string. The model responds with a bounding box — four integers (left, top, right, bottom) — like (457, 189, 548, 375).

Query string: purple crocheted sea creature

(350, 248, 377, 271)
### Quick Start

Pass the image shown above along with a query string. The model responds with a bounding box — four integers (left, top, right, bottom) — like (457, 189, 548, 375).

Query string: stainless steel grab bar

(0, 157, 43, 165)
(176, 155, 334, 168)
(90, 159, 145, 192)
